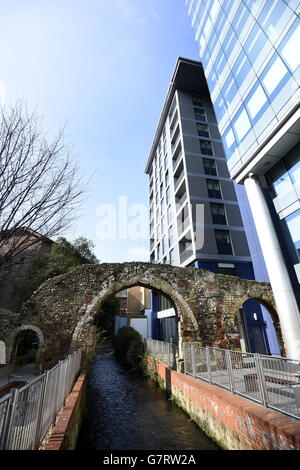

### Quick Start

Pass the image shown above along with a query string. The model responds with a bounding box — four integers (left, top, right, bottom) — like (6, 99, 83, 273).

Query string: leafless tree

(0, 100, 87, 273)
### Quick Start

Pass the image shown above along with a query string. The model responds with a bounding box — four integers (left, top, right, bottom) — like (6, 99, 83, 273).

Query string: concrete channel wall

(43, 371, 87, 450)
(146, 356, 300, 450)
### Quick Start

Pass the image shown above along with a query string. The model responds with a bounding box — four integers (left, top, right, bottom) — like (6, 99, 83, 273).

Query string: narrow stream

(76, 353, 220, 451)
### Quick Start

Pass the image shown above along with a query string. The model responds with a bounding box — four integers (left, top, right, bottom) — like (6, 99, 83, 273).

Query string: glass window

(232, 107, 251, 142)
(285, 143, 300, 184)
(258, 0, 288, 43)
(197, 123, 210, 138)
(203, 158, 217, 176)
(222, 0, 235, 16)
(266, 143, 300, 197)
(168, 226, 173, 247)
(244, 23, 268, 65)
(208, 67, 218, 91)
(215, 230, 233, 255)
(162, 237, 167, 255)
(163, 141, 167, 155)
(261, 54, 290, 97)
(232, 51, 252, 88)
(223, 125, 237, 159)
(166, 187, 170, 205)
(279, 19, 300, 73)
(284, 210, 300, 263)
(200, 139, 213, 155)
(208, 0, 220, 23)
(232, 3, 248, 37)
(165, 170, 169, 186)
(206, 179, 222, 199)
(214, 92, 227, 121)
(167, 205, 173, 225)
(192, 95, 203, 107)
(245, 82, 268, 122)
(214, 8, 227, 37)
(211, 203, 227, 225)
(194, 107, 206, 122)
(169, 248, 175, 265)
(215, 48, 227, 76)
(223, 73, 239, 107)
(266, 160, 292, 198)
(223, 27, 238, 60)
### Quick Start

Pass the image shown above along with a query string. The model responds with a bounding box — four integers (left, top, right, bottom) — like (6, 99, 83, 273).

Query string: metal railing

(183, 344, 300, 420)
(145, 338, 177, 370)
(0, 349, 81, 450)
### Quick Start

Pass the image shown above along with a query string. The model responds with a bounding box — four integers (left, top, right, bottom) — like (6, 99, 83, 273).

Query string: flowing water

(76, 353, 220, 451)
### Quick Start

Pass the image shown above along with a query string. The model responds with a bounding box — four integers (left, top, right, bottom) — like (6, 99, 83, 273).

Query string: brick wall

(148, 357, 300, 450)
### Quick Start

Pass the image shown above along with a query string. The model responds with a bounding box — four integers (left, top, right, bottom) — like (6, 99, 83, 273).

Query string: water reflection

(76, 354, 220, 451)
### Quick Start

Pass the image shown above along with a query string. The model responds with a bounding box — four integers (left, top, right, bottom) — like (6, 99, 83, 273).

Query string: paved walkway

(0, 363, 38, 389)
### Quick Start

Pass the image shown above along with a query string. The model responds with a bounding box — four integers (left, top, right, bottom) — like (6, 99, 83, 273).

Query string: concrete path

(0, 363, 38, 389)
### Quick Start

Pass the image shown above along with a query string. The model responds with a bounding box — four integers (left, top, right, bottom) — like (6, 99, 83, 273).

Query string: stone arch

(71, 272, 199, 360)
(6, 325, 44, 366)
(11, 262, 278, 369)
(232, 294, 285, 356)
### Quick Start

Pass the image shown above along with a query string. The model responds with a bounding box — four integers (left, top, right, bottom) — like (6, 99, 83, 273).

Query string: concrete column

(244, 174, 300, 361)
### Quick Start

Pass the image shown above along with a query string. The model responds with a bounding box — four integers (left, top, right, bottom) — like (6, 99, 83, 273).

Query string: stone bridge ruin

(0, 262, 284, 370)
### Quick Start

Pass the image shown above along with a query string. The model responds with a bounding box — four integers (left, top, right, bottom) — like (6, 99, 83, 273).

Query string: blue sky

(1, 0, 199, 262)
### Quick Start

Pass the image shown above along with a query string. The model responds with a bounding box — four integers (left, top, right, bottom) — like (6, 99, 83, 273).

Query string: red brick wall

(148, 357, 300, 450)
(43, 371, 87, 450)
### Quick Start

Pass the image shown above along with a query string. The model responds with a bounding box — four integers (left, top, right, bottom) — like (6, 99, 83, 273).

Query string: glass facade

(185, 0, 299, 175)
(184, 0, 300, 355)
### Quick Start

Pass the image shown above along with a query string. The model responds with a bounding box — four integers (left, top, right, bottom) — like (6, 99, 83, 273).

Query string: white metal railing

(183, 344, 300, 421)
(0, 349, 81, 450)
(145, 338, 177, 370)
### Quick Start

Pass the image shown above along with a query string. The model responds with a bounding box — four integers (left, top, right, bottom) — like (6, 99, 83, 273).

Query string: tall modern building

(184, 0, 300, 360)
(145, 57, 278, 354)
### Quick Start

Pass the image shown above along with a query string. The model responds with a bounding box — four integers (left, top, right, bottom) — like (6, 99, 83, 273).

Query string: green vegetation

(12, 236, 98, 310)
(95, 295, 120, 336)
(113, 326, 143, 372)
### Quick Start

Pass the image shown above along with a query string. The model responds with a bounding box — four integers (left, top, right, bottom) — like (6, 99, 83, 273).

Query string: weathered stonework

(0, 262, 283, 369)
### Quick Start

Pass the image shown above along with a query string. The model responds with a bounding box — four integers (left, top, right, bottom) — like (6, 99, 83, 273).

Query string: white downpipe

(244, 174, 300, 361)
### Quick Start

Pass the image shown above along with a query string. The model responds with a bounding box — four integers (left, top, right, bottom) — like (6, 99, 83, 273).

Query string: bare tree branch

(0, 100, 88, 273)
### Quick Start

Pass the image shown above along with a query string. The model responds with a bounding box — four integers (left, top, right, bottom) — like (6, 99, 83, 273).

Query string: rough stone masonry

(0, 262, 284, 369)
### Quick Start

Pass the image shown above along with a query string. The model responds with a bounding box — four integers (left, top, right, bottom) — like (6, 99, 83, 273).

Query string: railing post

(206, 346, 212, 383)
(3, 388, 19, 450)
(255, 353, 268, 407)
(226, 350, 234, 393)
(183, 344, 186, 375)
(34, 371, 49, 450)
(191, 345, 196, 378)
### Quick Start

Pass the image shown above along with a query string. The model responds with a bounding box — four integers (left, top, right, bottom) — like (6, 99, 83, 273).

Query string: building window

(206, 179, 222, 199)
(166, 187, 170, 205)
(162, 237, 167, 255)
(192, 95, 203, 107)
(157, 243, 161, 260)
(211, 203, 227, 225)
(165, 170, 169, 186)
(167, 205, 173, 225)
(194, 108, 206, 122)
(215, 230, 233, 255)
(203, 158, 217, 176)
(169, 248, 175, 265)
(265, 143, 300, 198)
(197, 123, 210, 138)
(168, 226, 173, 247)
(282, 209, 300, 264)
(200, 139, 213, 155)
